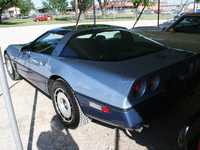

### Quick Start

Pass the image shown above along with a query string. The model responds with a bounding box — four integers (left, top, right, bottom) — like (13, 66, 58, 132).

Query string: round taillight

(149, 76, 155, 88)
(133, 81, 141, 96)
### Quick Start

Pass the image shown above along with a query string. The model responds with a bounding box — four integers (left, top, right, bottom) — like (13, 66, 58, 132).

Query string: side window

(59, 46, 78, 58)
(95, 31, 120, 40)
(30, 32, 64, 55)
(76, 34, 92, 39)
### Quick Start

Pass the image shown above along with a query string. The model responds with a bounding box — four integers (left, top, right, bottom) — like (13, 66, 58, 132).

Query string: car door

(17, 49, 31, 80)
(26, 52, 51, 92)
(19, 32, 64, 93)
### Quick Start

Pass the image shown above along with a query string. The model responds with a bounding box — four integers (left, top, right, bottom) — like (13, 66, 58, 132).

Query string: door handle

(40, 61, 46, 66)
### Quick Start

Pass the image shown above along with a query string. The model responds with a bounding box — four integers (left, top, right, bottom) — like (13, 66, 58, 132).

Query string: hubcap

(54, 88, 72, 122)
(6, 58, 13, 75)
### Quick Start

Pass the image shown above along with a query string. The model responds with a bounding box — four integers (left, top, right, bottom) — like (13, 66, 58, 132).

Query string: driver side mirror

(20, 45, 30, 52)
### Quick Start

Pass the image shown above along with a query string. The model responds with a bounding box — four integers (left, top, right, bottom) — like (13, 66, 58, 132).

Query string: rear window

(62, 29, 165, 61)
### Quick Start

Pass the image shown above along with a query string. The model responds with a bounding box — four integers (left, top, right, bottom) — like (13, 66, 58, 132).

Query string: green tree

(70, 0, 75, 10)
(70, 0, 92, 20)
(0, 0, 34, 24)
(19, 0, 34, 15)
(130, 0, 156, 9)
(42, 0, 68, 14)
(97, 0, 109, 16)
(70, 0, 91, 12)
(0, 0, 18, 24)
(130, 0, 157, 19)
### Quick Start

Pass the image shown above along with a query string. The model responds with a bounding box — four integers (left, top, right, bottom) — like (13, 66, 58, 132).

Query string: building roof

(8, 7, 20, 11)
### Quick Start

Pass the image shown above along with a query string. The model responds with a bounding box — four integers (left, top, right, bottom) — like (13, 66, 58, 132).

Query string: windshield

(62, 29, 165, 61)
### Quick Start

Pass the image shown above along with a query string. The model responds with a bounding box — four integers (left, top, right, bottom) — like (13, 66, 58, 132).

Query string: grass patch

(0, 18, 75, 27)
(0, 14, 174, 28)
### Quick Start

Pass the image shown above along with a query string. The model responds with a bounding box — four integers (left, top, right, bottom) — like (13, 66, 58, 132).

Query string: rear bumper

(76, 70, 200, 130)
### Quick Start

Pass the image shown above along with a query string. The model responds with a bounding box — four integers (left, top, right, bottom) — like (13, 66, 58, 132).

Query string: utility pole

(194, 0, 196, 12)
(180, 0, 183, 13)
(75, 0, 78, 29)
(92, 0, 96, 25)
(157, 0, 160, 28)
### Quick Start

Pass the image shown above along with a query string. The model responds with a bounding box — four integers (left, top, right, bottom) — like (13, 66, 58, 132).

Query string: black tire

(4, 53, 21, 80)
(51, 79, 91, 129)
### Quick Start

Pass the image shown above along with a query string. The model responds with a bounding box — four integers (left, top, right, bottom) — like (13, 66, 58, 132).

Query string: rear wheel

(51, 79, 91, 129)
(4, 53, 21, 80)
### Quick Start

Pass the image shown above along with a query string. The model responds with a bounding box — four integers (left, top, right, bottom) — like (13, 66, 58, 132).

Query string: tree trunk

(102, 7, 105, 16)
(134, 8, 138, 21)
(0, 10, 3, 24)
(80, 12, 85, 21)
(98, 0, 105, 17)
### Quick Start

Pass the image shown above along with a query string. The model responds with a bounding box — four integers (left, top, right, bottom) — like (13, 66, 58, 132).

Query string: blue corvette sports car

(4, 24, 200, 130)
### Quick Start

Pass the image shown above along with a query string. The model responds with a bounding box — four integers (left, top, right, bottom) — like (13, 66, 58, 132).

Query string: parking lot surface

(0, 20, 200, 150)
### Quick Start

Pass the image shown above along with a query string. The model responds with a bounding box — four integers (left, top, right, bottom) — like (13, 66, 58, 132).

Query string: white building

(184, 2, 200, 12)
(5, 7, 20, 17)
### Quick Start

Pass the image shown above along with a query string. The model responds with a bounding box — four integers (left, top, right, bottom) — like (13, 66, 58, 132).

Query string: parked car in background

(154, 10, 164, 14)
(161, 11, 173, 15)
(174, 12, 188, 20)
(33, 13, 52, 21)
(143, 10, 154, 14)
(22, 15, 30, 19)
(16, 15, 22, 19)
(1, 15, 9, 20)
(133, 13, 200, 53)
(4, 24, 200, 131)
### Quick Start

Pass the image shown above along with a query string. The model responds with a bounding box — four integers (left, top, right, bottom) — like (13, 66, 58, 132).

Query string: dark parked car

(143, 10, 154, 14)
(133, 13, 200, 53)
(174, 12, 188, 20)
(4, 24, 200, 130)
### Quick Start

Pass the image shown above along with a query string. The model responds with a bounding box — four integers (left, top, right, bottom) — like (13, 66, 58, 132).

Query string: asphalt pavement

(0, 20, 199, 150)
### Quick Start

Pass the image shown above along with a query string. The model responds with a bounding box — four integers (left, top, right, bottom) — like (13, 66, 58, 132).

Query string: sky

(32, 0, 194, 8)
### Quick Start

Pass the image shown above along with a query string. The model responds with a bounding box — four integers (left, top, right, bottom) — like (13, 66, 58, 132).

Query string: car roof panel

(48, 24, 127, 33)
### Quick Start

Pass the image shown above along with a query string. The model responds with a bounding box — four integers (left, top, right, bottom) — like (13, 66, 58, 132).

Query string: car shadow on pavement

(36, 115, 79, 150)
(25, 86, 79, 150)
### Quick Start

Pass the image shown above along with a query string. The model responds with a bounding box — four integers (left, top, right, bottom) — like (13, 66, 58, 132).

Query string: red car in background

(33, 13, 52, 21)
(154, 10, 164, 14)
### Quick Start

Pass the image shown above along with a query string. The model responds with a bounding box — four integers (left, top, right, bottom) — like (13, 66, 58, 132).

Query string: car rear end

(74, 49, 200, 130)
(57, 27, 200, 130)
